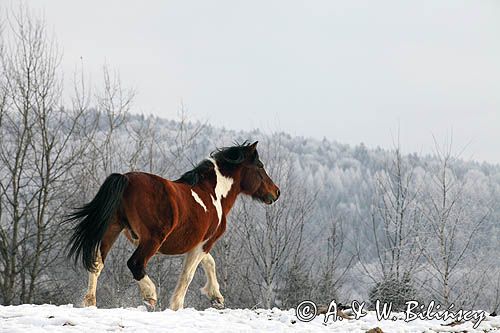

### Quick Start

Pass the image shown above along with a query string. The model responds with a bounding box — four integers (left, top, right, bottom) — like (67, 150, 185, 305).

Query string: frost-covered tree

(417, 138, 491, 307)
(0, 5, 99, 304)
(357, 140, 422, 309)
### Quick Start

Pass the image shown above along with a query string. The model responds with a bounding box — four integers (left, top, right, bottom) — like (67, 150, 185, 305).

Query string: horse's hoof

(82, 294, 96, 307)
(143, 299, 156, 312)
(211, 299, 224, 310)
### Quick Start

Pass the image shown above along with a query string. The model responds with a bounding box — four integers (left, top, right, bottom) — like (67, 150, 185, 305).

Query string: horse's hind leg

(82, 220, 123, 307)
(126, 239, 164, 310)
(82, 250, 104, 307)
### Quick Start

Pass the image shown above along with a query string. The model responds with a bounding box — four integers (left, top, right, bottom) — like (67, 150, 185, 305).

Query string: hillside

(1, 111, 499, 314)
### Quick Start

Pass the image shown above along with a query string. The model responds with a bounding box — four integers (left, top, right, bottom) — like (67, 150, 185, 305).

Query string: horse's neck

(215, 167, 241, 216)
(221, 186, 240, 216)
(196, 172, 240, 216)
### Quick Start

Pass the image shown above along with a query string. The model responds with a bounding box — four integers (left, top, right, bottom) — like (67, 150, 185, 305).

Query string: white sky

(20, 0, 500, 163)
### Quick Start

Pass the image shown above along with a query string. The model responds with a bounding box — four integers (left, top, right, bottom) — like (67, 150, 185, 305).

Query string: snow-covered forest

(0, 5, 499, 320)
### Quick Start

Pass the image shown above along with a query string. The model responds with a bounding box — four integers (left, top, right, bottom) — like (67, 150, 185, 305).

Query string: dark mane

(210, 141, 253, 165)
(175, 159, 214, 186)
(175, 141, 254, 186)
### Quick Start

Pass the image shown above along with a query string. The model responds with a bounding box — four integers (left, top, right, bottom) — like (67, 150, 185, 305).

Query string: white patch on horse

(82, 250, 104, 307)
(170, 243, 206, 310)
(137, 275, 157, 303)
(191, 190, 207, 212)
(200, 253, 224, 304)
(207, 158, 233, 225)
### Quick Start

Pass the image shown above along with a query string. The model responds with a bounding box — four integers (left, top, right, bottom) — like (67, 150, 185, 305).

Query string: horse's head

(238, 142, 280, 205)
(210, 141, 280, 205)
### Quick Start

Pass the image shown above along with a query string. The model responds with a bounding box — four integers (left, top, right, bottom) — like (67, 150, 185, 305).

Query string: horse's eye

(257, 162, 264, 169)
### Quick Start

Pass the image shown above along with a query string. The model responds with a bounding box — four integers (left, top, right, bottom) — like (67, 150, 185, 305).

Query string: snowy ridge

(0, 304, 498, 333)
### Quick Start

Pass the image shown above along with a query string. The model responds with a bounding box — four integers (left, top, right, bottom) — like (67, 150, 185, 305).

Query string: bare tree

(209, 220, 252, 308)
(486, 269, 500, 314)
(356, 140, 423, 309)
(0, 5, 53, 304)
(313, 213, 354, 305)
(233, 140, 315, 308)
(0, 5, 98, 304)
(161, 103, 206, 177)
(124, 105, 206, 177)
(79, 64, 134, 186)
(417, 137, 490, 307)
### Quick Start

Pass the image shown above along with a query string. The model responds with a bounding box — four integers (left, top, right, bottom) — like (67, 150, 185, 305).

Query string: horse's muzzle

(264, 190, 280, 204)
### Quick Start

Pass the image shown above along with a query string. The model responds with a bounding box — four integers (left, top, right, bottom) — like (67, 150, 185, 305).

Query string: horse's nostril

(276, 189, 280, 198)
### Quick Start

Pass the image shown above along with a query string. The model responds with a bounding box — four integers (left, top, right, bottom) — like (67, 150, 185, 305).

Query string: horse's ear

(249, 141, 258, 153)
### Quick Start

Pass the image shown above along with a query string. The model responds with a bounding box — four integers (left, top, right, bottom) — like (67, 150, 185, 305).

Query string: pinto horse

(66, 141, 279, 310)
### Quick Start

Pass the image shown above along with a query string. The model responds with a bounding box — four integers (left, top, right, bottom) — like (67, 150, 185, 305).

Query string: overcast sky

(23, 0, 500, 163)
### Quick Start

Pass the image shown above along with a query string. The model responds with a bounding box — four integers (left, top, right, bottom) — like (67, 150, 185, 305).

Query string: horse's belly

(157, 226, 205, 255)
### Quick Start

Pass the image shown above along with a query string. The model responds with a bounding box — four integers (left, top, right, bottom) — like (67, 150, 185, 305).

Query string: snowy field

(0, 304, 499, 333)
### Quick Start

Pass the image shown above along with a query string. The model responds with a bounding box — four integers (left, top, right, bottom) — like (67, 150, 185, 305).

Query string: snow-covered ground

(0, 304, 498, 333)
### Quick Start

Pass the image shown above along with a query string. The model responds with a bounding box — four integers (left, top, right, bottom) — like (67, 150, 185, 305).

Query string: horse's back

(121, 172, 179, 240)
(120, 172, 209, 255)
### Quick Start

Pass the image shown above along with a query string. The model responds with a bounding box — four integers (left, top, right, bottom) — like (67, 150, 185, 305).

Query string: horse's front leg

(169, 244, 206, 310)
(200, 253, 224, 309)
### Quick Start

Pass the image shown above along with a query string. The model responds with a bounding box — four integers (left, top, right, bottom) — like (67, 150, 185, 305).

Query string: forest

(0, 7, 499, 314)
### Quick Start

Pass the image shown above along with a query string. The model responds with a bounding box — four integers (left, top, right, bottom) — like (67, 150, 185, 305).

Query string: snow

(0, 304, 498, 333)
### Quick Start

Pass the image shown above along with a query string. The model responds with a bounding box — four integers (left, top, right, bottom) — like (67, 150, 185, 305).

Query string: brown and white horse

(66, 141, 279, 310)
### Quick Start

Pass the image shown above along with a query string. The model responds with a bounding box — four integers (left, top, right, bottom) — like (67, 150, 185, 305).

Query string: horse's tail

(66, 173, 128, 272)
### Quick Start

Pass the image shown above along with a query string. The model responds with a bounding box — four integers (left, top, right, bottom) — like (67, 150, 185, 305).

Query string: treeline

(0, 7, 499, 313)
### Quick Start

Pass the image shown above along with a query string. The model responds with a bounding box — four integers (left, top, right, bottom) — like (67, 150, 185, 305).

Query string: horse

(66, 141, 280, 311)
